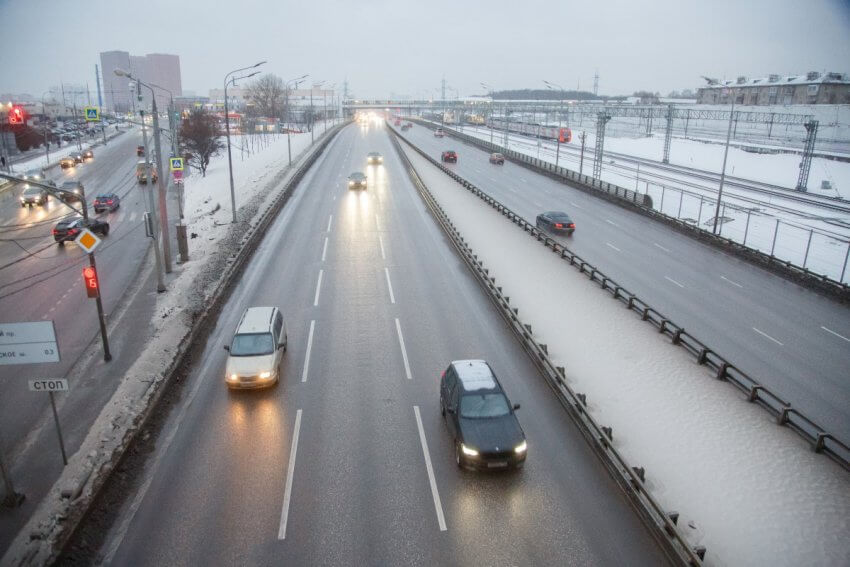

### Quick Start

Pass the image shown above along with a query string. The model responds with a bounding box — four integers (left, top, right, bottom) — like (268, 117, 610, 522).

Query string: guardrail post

(814, 433, 829, 453)
(697, 348, 709, 364)
(632, 466, 645, 482)
(777, 406, 791, 425)
(601, 426, 613, 442)
(747, 385, 763, 402)
(716, 362, 729, 380)
(671, 328, 683, 345)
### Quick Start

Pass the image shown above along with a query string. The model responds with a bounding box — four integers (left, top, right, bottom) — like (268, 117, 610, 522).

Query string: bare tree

(247, 74, 285, 119)
(179, 108, 224, 177)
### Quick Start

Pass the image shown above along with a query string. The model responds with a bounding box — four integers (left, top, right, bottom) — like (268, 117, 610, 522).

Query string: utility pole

(713, 91, 735, 234)
(140, 109, 167, 292)
(95, 65, 107, 144)
(593, 69, 599, 97)
(579, 131, 587, 175)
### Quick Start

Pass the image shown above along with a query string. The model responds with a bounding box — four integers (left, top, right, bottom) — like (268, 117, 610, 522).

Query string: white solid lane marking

(385, 267, 396, 304)
(664, 276, 685, 288)
(301, 320, 315, 383)
(570, 202, 583, 209)
(129, 212, 138, 222)
(653, 243, 670, 253)
(605, 242, 621, 252)
(379, 235, 386, 260)
(605, 219, 619, 227)
(395, 318, 412, 380)
(413, 406, 447, 532)
(327, 214, 333, 232)
(313, 270, 324, 306)
(278, 409, 303, 540)
(321, 237, 328, 262)
(821, 326, 850, 343)
(753, 327, 783, 346)
(720, 275, 743, 288)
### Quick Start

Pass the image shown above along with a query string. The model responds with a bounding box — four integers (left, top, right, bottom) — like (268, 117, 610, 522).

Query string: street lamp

(41, 92, 54, 165)
(222, 61, 266, 223)
(310, 80, 325, 143)
(283, 75, 308, 165)
(543, 80, 566, 168)
(115, 68, 172, 284)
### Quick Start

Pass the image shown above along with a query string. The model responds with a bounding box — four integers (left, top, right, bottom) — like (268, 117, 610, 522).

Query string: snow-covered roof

(702, 72, 849, 89)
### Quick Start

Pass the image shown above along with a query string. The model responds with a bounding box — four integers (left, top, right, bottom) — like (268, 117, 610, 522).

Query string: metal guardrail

(409, 118, 850, 301)
(390, 124, 850, 475)
(388, 130, 707, 567)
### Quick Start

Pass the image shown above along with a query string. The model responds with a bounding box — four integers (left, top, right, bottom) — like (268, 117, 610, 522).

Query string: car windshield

(23, 187, 42, 195)
(229, 332, 275, 356)
(61, 182, 78, 189)
(550, 214, 572, 222)
(460, 393, 511, 418)
(351, 173, 365, 180)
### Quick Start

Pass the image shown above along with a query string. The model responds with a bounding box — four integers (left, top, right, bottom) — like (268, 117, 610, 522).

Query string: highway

(397, 123, 850, 441)
(0, 126, 180, 548)
(74, 123, 671, 565)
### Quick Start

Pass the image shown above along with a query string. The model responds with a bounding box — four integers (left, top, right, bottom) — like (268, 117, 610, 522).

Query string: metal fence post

(803, 229, 814, 268)
(841, 242, 850, 283)
(698, 198, 704, 225)
(718, 203, 726, 236)
(743, 210, 752, 246)
(676, 189, 684, 218)
(660, 186, 666, 214)
(770, 219, 780, 256)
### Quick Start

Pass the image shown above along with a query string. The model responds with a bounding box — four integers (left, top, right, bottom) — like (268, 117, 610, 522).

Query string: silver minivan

(224, 306, 288, 389)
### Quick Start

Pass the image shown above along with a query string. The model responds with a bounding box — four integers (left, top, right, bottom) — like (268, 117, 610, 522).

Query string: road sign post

(29, 379, 69, 465)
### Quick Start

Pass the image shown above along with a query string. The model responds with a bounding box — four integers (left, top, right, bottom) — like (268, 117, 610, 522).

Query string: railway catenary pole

(713, 89, 736, 234)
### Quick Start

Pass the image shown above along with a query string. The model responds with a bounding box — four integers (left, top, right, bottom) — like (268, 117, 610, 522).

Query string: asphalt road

(399, 124, 850, 441)
(96, 122, 669, 566)
(0, 126, 181, 549)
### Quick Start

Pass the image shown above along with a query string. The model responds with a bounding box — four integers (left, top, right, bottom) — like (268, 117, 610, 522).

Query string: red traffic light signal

(82, 266, 100, 298)
(8, 106, 24, 125)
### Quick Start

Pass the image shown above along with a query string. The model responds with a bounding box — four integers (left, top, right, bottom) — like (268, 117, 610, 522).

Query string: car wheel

(102, 225, 110, 236)
(57, 240, 64, 246)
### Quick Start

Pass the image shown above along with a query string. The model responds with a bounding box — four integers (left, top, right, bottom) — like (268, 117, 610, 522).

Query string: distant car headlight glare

(514, 441, 527, 454)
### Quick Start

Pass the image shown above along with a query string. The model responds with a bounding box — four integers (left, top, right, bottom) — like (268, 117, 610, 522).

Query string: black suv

(52, 217, 109, 244)
(440, 360, 527, 470)
(93, 193, 120, 213)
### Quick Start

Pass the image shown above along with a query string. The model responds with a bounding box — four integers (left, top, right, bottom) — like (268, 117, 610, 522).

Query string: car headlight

(514, 440, 527, 454)
(259, 371, 272, 379)
(228, 373, 239, 381)
(461, 443, 479, 457)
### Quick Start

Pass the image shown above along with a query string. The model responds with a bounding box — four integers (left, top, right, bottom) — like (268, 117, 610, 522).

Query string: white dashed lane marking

(752, 327, 783, 346)
(605, 219, 620, 227)
(664, 276, 684, 288)
(720, 275, 743, 288)
(653, 243, 670, 253)
(821, 326, 850, 343)
(605, 243, 621, 252)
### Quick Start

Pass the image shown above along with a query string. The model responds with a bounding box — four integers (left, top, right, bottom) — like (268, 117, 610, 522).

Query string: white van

(224, 306, 288, 389)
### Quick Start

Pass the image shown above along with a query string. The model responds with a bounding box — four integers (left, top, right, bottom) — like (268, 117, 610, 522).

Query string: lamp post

(713, 89, 736, 234)
(222, 61, 266, 223)
(115, 69, 173, 273)
(310, 80, 325, 144)
(41, 92, 53, 165)
(284, 74, 308, 166)
(543, 80, 566, 168)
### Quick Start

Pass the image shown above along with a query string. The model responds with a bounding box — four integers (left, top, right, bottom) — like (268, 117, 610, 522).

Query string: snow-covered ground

(400, 142, 850, 566)
(436, 122, 850, 283)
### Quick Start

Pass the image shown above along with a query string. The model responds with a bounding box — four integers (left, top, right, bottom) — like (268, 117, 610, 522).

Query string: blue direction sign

(169, 157, 184, 171)
(0, 321, 60, 365)
(84, 106, 100, 121)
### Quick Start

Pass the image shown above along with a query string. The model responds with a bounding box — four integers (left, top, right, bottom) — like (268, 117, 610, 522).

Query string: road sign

(84, 107, 100, 121)
(28, 379, 69, 392)
(169, 157, 184, 171)
(0, 321, 59, 365)
(75, 228, 102, 253)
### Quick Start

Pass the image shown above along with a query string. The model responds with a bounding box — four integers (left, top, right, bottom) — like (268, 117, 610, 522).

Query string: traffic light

(8, 106, 24, 125)
(82, 266, 100, 298)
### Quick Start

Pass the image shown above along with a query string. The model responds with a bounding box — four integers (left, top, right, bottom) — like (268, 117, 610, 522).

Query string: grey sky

(2, 0, 849, 99)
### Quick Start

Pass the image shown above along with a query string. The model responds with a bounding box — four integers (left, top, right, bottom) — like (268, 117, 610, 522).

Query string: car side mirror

(223, 345, 230, 352)
(513, 403, 521, 410)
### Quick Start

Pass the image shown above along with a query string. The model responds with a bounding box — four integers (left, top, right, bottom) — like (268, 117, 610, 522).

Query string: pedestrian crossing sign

(84, 107, 100, 121)
(169, 157, 184, 171)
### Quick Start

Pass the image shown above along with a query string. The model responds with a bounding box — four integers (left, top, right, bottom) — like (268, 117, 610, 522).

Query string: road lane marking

(129, 212, 137, 222)
(570, 202, 583, 209)
(278, 409, 303, 540)
(385, 267, 396, 304)
(321, 237, 328, 262)
(664, 276, 684, 288)
(375, 213, 381, 231)
(653, 243, 670, 253)
(821, 326, 850, 343)
(605, 219, 620, 227)
(413, 406, 447, 532)
(301, 320, 315, 383)
(395, 318, 412, 380)
(326, 214, 333, 232)
(752, 327, 783, 346)
(605, 243, 621, 252)
(313, 270, 324, 306)
(379, 235, 386, 259)
(720, 275, 743, 288)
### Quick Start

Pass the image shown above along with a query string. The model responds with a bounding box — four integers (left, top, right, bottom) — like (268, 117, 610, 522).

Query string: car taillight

(555, 223, 563, 228)
(568, 223, 575, 228)
(107, 200, 113, 204)
(52, 229, 58, 234)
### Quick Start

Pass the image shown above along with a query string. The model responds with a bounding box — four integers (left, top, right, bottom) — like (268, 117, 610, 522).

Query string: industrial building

(697, 71, 850, 105)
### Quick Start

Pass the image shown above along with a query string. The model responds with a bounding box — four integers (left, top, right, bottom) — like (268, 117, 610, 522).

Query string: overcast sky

(2, 0, 849, 100)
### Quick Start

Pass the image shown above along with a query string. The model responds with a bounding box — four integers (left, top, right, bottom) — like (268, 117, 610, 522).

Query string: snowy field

(400, 141, 850, 566)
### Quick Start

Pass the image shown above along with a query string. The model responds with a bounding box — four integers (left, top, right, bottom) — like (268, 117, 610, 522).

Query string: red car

(441, 150, 458, 163)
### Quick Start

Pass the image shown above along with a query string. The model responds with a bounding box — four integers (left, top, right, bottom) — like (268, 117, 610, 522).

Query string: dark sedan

(536, 211, 576, 235)
(58, 181, 84, 203)
(93, 193, 120, 213)
(53, 217, 109, 244)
